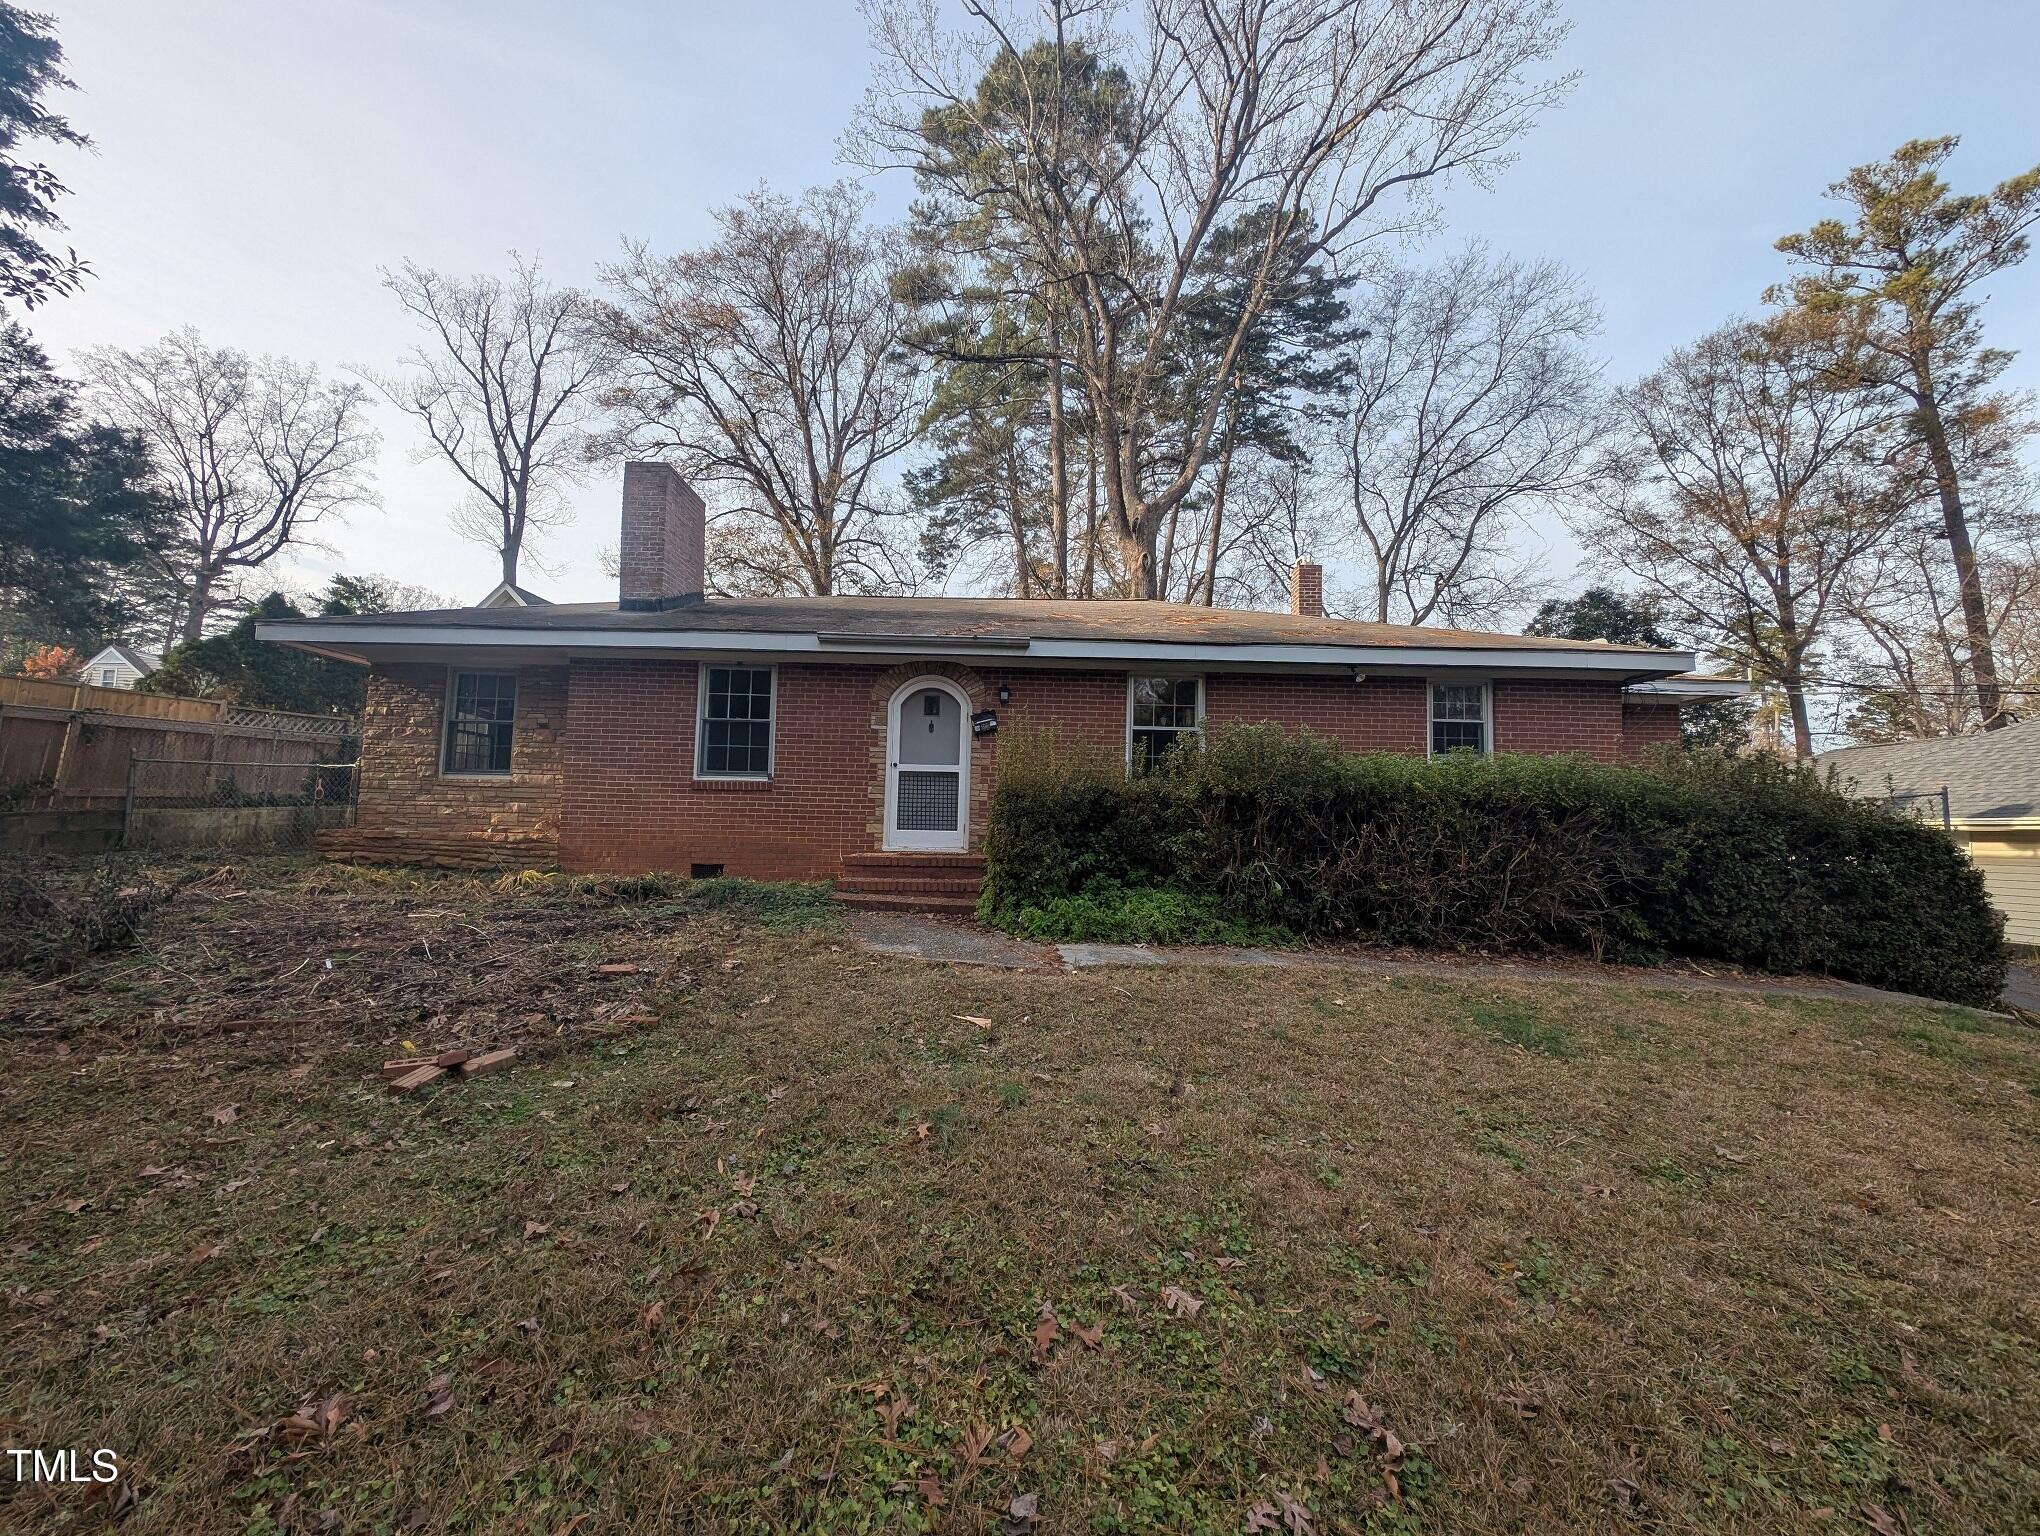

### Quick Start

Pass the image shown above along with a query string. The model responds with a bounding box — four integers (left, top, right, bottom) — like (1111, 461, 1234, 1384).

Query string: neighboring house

(76, 643, 160, 691)
(476, 581, 551, 609)
(1817, 722, 2040, 946)
(258, 465, 1729, 905)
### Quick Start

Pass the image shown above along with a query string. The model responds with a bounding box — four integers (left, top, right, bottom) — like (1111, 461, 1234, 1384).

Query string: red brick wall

(1206, 673, 1427, 752)
(343, 656, 1682, 877)
(1620, 698, 1682, 759)
(330, 663, 566, 867)
(1491, 679, 1626, 759)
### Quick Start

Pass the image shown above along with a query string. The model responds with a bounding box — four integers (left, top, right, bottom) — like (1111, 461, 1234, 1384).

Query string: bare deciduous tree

(591, 183, 930, 596)
(1326, 245, 1600, 626)
(371, 255, 603, 589)
(1579, 315, 1913, 760)
(78, 328, 377, 646)
(857, 0, 1569, 597)
(1837, 474, 2040, 739)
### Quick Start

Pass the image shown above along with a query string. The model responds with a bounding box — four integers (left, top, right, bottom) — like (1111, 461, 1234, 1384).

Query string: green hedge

(980, 725, 2007, 1007)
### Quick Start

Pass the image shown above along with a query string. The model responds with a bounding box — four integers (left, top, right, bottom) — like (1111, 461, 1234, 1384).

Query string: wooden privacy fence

(0, 676, 353, 811)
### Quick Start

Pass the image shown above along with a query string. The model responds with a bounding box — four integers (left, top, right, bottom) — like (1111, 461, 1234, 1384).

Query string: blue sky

(28, 0, 2040, 610)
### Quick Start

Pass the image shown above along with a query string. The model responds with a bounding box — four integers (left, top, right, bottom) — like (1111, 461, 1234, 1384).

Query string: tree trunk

(1005, 441, 1032, 597)
(1913, 384, 2006, 728)
(1080, 426, 1099, 599)
(1199, 401, 1238, 607)
(1046, 311, 1070, 599)
(1781, 667, 1815, 761)
(180, 573, 212, 645)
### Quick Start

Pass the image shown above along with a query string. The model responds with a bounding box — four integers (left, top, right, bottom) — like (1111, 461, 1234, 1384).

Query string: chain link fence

(121, 757, 358, 855)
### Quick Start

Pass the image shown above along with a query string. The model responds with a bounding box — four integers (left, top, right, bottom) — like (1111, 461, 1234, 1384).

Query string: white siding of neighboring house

(1955, 828, 2040, 947)
(79, 650, 149, 691)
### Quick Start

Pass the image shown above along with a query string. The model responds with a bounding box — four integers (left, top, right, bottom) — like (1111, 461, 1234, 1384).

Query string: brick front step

(835, 850, 986, 914)
(836, 876, 985, 896)
(836, 890, 981, 915)
(840, 851, 986, 870)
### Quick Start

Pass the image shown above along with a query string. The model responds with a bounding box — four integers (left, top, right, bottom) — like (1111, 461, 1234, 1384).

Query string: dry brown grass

(1, 861, 2036, 1534)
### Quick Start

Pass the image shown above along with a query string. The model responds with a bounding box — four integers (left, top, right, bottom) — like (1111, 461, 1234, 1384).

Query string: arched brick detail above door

(867, 661, 993, 851)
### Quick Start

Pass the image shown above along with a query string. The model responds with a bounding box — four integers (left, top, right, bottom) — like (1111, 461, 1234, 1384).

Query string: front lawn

(2, 862, 2035, 1534)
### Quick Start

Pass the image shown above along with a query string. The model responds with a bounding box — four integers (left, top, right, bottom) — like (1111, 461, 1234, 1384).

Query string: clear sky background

(24, 0, 2040, 614)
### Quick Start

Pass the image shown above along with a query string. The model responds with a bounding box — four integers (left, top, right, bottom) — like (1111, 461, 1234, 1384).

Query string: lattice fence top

(223, 706, 353, 738)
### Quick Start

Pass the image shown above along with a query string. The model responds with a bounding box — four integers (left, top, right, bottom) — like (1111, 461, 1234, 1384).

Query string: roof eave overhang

(1624, 678, 1749, 699)
(254, 621, 1695, 682)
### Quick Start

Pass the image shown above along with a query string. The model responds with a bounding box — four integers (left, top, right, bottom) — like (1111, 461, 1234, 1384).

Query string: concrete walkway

(844, 910, 2016, 1018)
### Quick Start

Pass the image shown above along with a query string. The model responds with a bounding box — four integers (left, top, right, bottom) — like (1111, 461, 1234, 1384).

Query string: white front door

(885, 679, 969, 851)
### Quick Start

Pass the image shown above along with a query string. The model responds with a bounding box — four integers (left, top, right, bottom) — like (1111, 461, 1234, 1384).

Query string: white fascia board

(254, 621, 1693, 677)
(1625, 678, 1749, 698)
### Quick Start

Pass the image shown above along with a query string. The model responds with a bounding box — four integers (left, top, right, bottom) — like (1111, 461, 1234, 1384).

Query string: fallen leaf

(876, 1394, 914, 1438)
(1276, 1489, 1315, 1534)
(1003, 1490, 1040, 1532)
(1245, 1501, 1282, 1533)
(1861, 1505, 1903, 1536)
(1030, 1308, 1061, 1361)
(422, 1371, 455, 1417)
(957, 1015, 994, 1030)
(1069, 1320, 1104, 1350)
(186, 1241, 225, 1265)
(994, 1424, 1033, 1460)
(641, 1299, 666, 1329)
(286, 1064, 311, 1080)
(1111, 1283, 1141, 1312)
(1495, 1388, 1542, 1418)
(523, 1220, 550, 1240)
(957, 1422, 994, 1470)
(1159, 1285, 1204, 1319)
(210, 1105, 238, 1125)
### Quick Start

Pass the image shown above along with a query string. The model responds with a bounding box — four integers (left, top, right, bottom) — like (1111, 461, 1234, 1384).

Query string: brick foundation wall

(332, 663, 566, 867)
(340, 655, 1683, 877)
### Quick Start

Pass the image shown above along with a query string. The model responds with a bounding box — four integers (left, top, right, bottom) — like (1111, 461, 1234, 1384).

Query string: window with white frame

(443, 671, 516, 775)
(1429, 681, 1488, 755)
(1129, 675, 1201, 774)
(696, 665, 774, 777)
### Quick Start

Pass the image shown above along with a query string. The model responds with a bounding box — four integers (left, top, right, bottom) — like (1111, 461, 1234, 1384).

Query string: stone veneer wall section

(331, 663, 566, 867)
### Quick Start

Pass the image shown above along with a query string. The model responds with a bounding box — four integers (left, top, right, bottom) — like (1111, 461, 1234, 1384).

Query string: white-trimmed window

(696, 665, 774, 778)
(1429, 680, 1489, 756)
(442, 670, 517, 775)
(1128, 675, 1203, 775)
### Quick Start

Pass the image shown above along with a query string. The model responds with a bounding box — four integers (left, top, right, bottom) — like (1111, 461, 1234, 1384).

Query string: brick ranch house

(258, 465, 1740, 909)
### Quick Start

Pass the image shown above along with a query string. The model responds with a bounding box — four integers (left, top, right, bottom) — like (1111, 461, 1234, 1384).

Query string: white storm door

(885, 682, 968, 851)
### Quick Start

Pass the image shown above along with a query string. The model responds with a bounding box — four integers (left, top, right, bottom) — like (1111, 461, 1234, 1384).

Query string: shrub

(980, 726, 2007, 1007)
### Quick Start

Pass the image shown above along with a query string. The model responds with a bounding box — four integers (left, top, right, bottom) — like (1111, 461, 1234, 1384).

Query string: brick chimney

(1289, 561, 1324, 619)
(618, 462, 705, 610)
